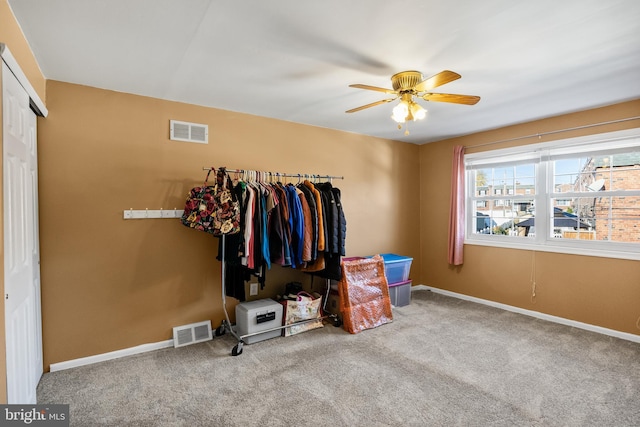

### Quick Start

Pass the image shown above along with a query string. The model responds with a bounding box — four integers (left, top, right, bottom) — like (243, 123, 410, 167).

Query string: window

(465, 128, 640, 260)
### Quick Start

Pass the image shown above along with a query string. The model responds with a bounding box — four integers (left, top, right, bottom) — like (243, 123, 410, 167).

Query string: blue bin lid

(378, 253, 413, 264)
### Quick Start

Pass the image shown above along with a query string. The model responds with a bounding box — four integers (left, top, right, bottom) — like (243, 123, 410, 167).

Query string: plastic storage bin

(388, 280, 412, 307)
(379, 253, 413, 284)
(235, 299, 283, 344)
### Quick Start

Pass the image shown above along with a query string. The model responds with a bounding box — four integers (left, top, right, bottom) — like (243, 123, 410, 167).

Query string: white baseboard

(49, 339, 175, 372)
(412, 285, 640, 344)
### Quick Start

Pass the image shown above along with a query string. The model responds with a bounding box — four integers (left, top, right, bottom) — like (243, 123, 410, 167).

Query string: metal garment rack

(202, 167, 344, 182)
(205, 166, 344, 356)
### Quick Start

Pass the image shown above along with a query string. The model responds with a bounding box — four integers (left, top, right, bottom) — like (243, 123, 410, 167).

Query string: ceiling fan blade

(422, 93, 481, 105)
(346, 98, 397, 113)
(414, 70, 461, 92)
(349, 84, 397, 94)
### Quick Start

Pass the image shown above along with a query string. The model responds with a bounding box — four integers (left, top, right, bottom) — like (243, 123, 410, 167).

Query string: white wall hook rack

(123, 208, 184, 220)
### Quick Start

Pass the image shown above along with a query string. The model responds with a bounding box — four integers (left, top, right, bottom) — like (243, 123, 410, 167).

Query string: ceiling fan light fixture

(392, 99, 427, 123)
(391, 101, 409, 123)
(410, 101, 427, 121)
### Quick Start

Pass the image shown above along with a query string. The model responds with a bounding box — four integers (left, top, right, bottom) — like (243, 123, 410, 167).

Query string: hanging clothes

(274, 183, 292, 267)
(259, 185, 271, 269)
(214, 171, 346, 298)
(315, 182, 346, 256)
(285, 184, 305, 268)
(268, 186, 284, 265)
(304, 180, 325, 252)
(242, 184, 256, 268)
(316, 182, 337, 255)
(297, 183, 318, 261)
(217, 180, 265, 301)
(296, 186, 313, 263)
(332, 186, 347, 257)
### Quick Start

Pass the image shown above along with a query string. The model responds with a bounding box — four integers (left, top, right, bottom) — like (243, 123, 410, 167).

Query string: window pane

(474, 164, 536, 197)
(548, 201, 594, 240)
(554, 158, 587, 191)
(472, 199, 535, 236)
(594, 196, 640, 242)
(549, 196, 640, 243)
(491, 166, 514, 184)
(609, 162, 640, 191)
(515, 164, 535, 195)
(475, 169, 490, 196)
(553, 149, 640, 192)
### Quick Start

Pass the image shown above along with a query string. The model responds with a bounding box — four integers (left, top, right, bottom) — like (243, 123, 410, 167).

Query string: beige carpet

(37, 289, 640, 426)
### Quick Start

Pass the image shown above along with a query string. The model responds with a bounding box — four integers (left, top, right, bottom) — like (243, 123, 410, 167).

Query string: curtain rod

(465, 116, 640, 149)
(202, 167, 344, 180)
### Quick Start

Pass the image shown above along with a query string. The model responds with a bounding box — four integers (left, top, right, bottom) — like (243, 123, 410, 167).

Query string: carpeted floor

(37, 289, 640, 426)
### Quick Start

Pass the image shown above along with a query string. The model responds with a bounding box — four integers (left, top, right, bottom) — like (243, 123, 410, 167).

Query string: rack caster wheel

(332, 317, 342, 328)
(215, 325, 226, 337)
(231, 344, 243, 356)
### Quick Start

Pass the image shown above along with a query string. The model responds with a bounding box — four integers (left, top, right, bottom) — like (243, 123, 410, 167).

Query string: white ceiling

(8, 0, 640, 144)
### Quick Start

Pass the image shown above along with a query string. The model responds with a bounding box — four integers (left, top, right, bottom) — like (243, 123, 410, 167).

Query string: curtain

(448, 145, 465, 265)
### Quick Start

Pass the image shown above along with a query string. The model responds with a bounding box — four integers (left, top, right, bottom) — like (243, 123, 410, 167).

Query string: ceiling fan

(346, 70, 480, 133)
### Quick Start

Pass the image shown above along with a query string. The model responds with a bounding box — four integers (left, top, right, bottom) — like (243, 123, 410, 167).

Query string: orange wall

(38, 80, 421, 368)
(419, 100, 640, 336)
(0, 0, 46, 402)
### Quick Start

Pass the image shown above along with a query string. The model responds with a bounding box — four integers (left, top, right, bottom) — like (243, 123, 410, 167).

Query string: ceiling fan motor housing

(391, 71, 424, 92)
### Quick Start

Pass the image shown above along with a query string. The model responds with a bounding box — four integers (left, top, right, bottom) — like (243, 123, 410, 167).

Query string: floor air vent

(172, 320, 213, 348)
(170, 120, 208, 144)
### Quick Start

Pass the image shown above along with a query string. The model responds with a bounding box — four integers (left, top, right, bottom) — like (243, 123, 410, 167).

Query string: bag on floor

(213, 167, 241, 236)
(282, 292, 323, 336)
(181, 169, 218, 234)
(339, 255, 393, 334)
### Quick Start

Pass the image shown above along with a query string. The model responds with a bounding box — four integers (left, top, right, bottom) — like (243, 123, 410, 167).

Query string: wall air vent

(170, 120, 208, 144)
(172, 320, 213, 348)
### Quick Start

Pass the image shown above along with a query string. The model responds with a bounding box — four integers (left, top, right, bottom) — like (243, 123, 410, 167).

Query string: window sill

(464, 237, 640, 261)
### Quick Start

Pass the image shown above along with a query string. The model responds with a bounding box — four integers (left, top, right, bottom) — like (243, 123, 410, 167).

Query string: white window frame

(464, 128, 640, 261)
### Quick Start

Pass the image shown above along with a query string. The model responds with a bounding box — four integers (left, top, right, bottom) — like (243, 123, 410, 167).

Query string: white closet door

(3, 62, 42, 404)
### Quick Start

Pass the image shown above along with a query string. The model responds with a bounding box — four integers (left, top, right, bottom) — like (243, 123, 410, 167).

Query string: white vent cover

(172, 320, 213, 348)
(170, 120, 208, 144)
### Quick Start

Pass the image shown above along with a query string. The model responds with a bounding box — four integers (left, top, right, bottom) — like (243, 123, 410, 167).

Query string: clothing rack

(202, 166, 344, 182)
(207, 166, 343, 356)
